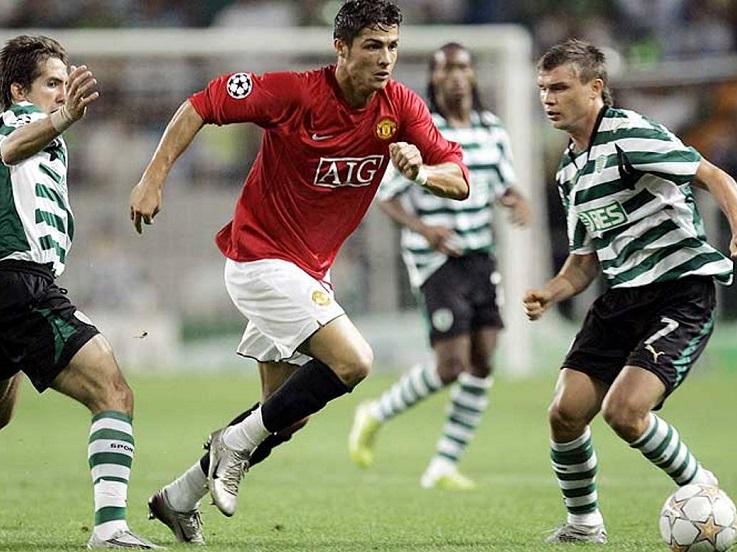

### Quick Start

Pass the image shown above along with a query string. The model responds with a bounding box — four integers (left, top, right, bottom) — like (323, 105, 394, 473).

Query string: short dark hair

(427, 42, 487, 121)
(0, 35, 68, 111)
(538, 39, 612, 106)
(333, 0, 402, 46)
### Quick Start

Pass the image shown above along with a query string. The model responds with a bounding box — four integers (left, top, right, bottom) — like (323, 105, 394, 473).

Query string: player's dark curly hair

(0, 35, 68, 111)
(333, 0, 402, 46)
(537, 39, 613, 106)
(427, 42, 487, 121)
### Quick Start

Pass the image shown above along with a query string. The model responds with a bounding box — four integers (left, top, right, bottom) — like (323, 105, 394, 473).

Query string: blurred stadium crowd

(4, 0, 737, 338)
(5, 0, 736, 60)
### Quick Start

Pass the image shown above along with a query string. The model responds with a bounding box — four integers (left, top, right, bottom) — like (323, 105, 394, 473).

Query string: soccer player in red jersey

(130, 1, 469, 543)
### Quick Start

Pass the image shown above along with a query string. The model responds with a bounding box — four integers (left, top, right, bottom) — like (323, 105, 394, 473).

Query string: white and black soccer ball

(226, 72, 252, 99)
(659, 484, 737, 551)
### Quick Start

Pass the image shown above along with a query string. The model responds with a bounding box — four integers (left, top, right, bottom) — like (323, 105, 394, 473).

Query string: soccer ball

(659, 484, 737, 551)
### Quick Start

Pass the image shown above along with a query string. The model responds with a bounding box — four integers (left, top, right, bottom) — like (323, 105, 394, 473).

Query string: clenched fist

(389, 141, 423, 181)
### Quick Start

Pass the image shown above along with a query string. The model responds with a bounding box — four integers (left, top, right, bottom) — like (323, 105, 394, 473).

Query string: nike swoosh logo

(311, 132, 333, 141)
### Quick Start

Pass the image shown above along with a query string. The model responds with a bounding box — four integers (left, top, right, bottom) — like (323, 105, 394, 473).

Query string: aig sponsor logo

(314, 155, 384, 188)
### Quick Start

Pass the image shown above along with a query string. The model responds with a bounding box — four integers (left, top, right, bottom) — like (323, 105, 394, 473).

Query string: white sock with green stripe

(551, 426, 604, 526)
(370, 361, 443, 422)
(630, 413, 709, 485)
(89, 411, 134, 540)
(430, 373, 492, 466)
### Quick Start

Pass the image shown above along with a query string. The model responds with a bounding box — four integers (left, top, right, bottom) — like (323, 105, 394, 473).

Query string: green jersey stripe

(35, 209, 66, 233)
(608, 238, 703, 286)
(599, 220, 680, 269)
(417, 204, 488, 216)
(39, 163, 62, 184)
(622, 188, 658, 214)
(35, 183, 65, 209)
(39, 234, 67, 262)
(653, 252, 733, 284)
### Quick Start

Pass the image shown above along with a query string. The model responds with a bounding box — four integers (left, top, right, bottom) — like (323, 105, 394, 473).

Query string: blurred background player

(0, 35, 159, 549)
(526, 39, 737, 544)
(129, 0, 470, 544)
(349, 42, 530, 490)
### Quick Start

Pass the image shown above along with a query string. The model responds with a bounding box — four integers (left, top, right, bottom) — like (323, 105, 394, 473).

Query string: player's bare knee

(437, 356, 465, 384)
(601, 400, 645, 441)
(468, 361, 491, 380)
(548, 400, 586, 435)
(94, 374, 134, 415)
(335, 347, 373, 388)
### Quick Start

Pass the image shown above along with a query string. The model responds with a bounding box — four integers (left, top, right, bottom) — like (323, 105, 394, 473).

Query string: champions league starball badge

(226, 72, 253, 99)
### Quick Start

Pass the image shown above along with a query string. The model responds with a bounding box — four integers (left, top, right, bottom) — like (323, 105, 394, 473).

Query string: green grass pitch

(1, 370, 736, 551)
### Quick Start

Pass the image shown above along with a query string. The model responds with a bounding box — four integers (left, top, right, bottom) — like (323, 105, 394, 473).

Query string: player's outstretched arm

(0, 65, 98, 165)
(389, 142, 468, 200)
(523, 252, 599, 321)
(693, 158, 737, 258)
(130, 100, 204, 234)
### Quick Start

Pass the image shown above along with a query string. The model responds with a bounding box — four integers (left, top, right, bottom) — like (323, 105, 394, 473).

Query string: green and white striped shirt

(379, 110, 515, 288)
(557, 106, 732, 288)
(0, 101, 72, 277)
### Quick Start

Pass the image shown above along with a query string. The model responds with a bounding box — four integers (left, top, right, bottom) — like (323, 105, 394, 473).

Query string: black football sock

(260, 359, 351, 433)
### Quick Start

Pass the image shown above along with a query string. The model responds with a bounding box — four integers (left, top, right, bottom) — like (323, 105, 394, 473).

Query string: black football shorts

(419, 252, 504, 345)
(0, 261, 99, 392)
(563, 276, 716, 403)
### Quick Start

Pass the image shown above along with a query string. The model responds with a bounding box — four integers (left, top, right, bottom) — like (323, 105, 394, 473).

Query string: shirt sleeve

(397, 86, 469, 186)
(377, 163, 411, 201)
(189, 71, 304, 128)
(0, 105, 46, 138)
(616, 120, 701, 185)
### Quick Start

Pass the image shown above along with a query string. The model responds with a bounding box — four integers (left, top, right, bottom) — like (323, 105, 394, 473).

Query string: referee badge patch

(226, 72, 253, 99)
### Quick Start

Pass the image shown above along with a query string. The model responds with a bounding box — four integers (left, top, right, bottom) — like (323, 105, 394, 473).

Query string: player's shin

(372, 361, 443, 422)
(259, 358, 351, 434)
(422, 373, 492, 489)
(215, 359, 348, 457)
(629, 412, 717, 486)
(551, 426, 604, 527)
(88, 411, 135, 540)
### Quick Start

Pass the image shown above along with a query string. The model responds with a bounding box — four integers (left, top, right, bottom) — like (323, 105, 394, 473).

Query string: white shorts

(224, 258, 345, 365)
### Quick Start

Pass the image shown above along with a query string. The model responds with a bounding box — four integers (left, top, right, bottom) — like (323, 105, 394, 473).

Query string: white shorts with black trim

(224, 258, 345, 365)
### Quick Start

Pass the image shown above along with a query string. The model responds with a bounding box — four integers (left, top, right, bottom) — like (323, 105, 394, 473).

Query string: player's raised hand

(65, 65, 99, 120)
(389, 141, 423, 181)
(730, 233, 737, 259)
(523, 288, 553, 321)
(129, 179, 162, 234)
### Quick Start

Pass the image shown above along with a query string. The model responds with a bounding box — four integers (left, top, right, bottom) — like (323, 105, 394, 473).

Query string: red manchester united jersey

(189, 66, 468, 280)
